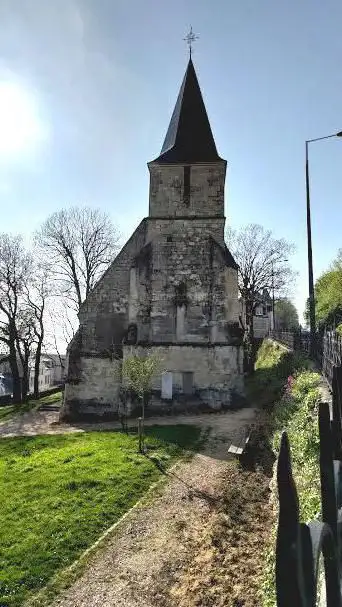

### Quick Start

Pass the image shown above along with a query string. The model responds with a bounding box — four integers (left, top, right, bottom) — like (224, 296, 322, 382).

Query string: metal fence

(276, 365, 342, 606)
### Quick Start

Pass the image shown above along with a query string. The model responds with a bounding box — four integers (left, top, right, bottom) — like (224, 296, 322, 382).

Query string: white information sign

(161, 372, 173, 400)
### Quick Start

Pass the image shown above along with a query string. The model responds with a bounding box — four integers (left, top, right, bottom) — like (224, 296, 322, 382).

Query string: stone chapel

(62, 57, 244, 420)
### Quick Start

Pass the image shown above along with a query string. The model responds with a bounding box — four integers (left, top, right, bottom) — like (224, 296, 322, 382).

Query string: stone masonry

(62, 57, 244, 420)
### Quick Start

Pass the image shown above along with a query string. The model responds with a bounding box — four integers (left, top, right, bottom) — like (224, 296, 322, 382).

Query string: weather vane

(183, 26, 199, 58)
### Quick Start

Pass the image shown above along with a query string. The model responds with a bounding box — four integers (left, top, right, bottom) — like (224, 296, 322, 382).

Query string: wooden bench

(228, 426, 252, 457)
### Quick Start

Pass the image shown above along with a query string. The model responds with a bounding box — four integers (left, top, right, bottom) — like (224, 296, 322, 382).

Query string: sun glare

(0, 81, 46, 158)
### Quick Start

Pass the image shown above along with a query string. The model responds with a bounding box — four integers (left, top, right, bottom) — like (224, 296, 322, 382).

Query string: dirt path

(50, 454, 230, 607)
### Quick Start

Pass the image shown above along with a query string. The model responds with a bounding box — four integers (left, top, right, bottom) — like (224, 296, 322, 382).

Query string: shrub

(336, 323, 342, 336)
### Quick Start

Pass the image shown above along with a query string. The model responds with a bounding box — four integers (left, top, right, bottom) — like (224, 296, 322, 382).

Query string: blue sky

(0, 0, 342, 322)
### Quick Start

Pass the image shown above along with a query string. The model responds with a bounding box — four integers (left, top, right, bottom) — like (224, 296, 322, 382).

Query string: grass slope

(0, 392, 62, 422)
(0, 425, 200, 607)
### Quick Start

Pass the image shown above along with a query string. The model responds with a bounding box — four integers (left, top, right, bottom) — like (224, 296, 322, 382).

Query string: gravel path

(51, 452, 233, 607)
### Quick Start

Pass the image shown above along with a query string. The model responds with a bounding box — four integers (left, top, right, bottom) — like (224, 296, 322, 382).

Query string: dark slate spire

(153, 58, 222, 163)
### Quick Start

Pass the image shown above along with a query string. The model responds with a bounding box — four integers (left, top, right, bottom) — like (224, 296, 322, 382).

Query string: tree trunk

(6, 319, 21, 403)
(33, 340, 43, 399)
(22, 366, 29, 402)
(9, 344, 21, 403)
(143, 391, 149, 416)
(245, 300, 255, 341)
(22, 344, 30, 402)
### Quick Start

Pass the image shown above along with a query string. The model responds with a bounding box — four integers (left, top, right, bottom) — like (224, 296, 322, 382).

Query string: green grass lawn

(0, 425, 200, 607)
(0, 392, 62, 422)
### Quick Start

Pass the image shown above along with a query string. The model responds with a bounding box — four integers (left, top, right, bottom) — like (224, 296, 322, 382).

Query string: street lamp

(305, 131, 342, 356)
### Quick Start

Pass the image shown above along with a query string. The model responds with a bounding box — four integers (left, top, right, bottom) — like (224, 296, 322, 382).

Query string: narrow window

(176, 305, 186, 340)
(174, 282, 188, 340)
(183, 166, 191, 206)
(182, 372, 194, 395)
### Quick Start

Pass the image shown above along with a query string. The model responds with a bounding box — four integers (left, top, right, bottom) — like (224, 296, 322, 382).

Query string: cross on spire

(183, 26, 199, 58)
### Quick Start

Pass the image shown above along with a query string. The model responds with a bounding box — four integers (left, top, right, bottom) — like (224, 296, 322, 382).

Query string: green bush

(336, 323, 342, 336)
(272, 370, 321, 520)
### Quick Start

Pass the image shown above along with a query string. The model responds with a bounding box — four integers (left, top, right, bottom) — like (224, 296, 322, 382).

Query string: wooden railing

(275, 365, 342, 606)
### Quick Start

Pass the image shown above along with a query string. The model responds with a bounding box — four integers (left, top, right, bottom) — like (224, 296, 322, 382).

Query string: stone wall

(149, 229, 213, 342)
(148, 161, 227, 219)
(146, 216, 225, 247)
(145, 225, 238, 344)
(78, 219, 148, 354)
(123, 344, 244, 410)
(63, 356, 122, 420)
(224, 267, 240, 324)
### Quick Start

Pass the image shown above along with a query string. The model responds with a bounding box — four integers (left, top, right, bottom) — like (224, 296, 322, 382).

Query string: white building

(29, 354, 66, 393)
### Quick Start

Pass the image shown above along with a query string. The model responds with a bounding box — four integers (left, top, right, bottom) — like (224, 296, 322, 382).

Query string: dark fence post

(319, 402, 338, 543)
(331, 366, 342, 459)
(276, 432, 308, 605)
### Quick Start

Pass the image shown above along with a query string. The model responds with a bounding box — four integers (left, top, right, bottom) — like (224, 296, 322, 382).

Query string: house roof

(152, 58, 223, 164)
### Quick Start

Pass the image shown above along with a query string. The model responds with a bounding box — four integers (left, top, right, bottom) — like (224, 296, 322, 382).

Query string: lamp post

(305, 131, 342, 356)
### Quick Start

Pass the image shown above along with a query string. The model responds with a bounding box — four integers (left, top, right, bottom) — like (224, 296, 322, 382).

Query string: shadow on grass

(144, 424, 204, 451)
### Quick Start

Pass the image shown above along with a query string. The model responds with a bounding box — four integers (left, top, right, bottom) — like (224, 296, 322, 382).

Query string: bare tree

(35, 207, 120, 313)
(24, 266, 51, 399)
(0, 234, 32, 402)
(45, 299, 77, 361)
(226, 224, 295, 339)
(16, 309, 36, 401)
